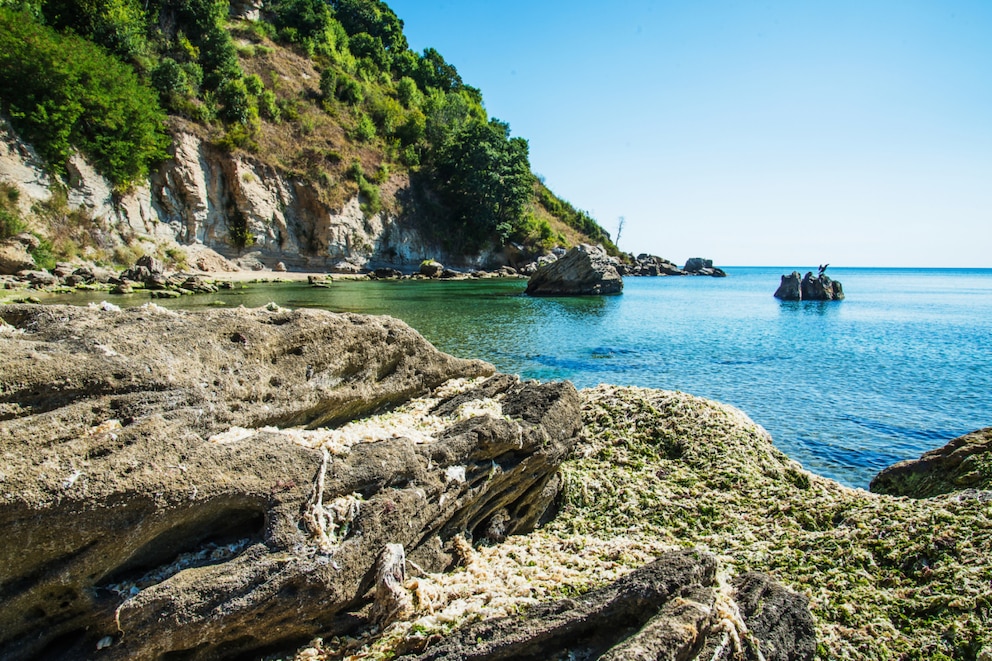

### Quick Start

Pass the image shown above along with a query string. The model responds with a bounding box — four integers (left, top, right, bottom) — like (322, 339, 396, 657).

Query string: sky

(387, 0, 992, 267)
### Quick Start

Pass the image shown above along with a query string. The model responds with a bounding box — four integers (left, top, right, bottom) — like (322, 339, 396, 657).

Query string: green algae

(551, 386, 992, 661)
(299, 385, 992, 661)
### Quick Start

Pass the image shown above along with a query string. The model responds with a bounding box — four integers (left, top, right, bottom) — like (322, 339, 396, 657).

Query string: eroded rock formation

(0, 304, 582, 659)
(774, 270, 844, 301)
(870, 427, 992, 498)
(525, 243, 623, 296)
(406, 552, 815, 661)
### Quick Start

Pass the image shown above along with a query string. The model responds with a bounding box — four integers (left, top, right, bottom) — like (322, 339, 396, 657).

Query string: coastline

(1, 302, 990, 660)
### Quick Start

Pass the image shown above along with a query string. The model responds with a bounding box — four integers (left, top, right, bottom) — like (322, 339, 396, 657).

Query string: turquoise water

(44, 267, 992, 489)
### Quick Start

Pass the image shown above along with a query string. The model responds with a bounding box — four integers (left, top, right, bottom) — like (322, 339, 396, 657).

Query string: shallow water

(45, 267, 992, 489)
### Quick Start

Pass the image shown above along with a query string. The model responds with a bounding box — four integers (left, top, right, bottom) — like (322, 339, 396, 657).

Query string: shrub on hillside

(0, 9, 169, 188)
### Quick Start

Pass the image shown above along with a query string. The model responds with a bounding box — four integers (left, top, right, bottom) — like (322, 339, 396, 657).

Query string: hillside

(0, 0, 616, 273)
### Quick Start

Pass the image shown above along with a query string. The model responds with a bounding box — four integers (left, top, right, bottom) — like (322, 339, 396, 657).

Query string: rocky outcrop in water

(525, 243, 623, 296)
(0, 304, 583, 659)
(774, 270, 844, 301)
(684, 257, 728, 277)
(870, 427, 992, 498)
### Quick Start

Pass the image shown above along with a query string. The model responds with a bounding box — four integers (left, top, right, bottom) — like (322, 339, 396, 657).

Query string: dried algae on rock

(308, 385, 992, 661)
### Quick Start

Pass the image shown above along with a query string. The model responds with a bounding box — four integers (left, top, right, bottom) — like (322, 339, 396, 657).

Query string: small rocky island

(774, 265, 844, 301)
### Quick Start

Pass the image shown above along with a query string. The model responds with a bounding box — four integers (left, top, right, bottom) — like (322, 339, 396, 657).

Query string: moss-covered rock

(870, 427, 992, 498)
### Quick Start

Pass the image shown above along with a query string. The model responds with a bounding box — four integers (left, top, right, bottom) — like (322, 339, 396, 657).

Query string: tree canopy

(433, 119, 533, 249)
(0, 8, 169, 187)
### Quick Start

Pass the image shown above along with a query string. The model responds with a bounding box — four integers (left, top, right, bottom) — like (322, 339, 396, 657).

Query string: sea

(44, 267, 992, 490)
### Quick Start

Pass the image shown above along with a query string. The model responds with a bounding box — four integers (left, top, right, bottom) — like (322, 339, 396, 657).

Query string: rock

(684, 257, 727, 277)
(729, 572, 817, 661)
(775, 269, 844, 301)
(274, 261, 287, 272)
(0, 240, 35, 275)
(801, 271, 843, 300)
(774, 272, 803, 300)
(19, 269, 58, 287)
(0, 304, 582, 660)
(407, 550, 815, 661)
(870, 428, 992, 498)
(420, 260, 444, 278)
(684, 257, 712, 272)
(308, 274, 331, 288)
(136, 254, 165, 275)
(525, 244, 623, 296)
(185, 244, 240, 273)
(372, 267, 403, 279)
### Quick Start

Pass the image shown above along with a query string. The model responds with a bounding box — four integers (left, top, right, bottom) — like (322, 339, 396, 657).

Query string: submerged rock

(525, 243, 622, 296)
(0, 304, 582, 660)
(870, 427, 992, 498)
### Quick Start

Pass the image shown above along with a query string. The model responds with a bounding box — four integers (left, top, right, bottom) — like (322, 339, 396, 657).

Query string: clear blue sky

(388, 0, 992, 267)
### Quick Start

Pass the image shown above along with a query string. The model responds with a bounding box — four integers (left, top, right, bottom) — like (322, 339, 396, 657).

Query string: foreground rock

(870, 427, 992, 497)
(407, 551, 814, 661)
(0, 304, 582, 660)
(774, 269, 844, 301)
(525, 243, 623, 296)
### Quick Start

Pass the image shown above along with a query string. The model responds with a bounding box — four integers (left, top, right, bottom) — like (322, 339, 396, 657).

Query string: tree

(433, 118, 532, 248)
(0, 9, 169, 187)
(330, 0, 406, 52)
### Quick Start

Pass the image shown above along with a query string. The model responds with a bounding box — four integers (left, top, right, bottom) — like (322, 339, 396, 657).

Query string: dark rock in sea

(407, 550, 815, 661)
(801, 270, 843, 300)
(774, 272, 803, 300)
(619, 253, 686, 276)
(774, 270, 844, 301)
(870, 427, 992, 498)
(684, 257, 728, 277)
(0, 304, 582, 660)
(525, 243, 623, 296)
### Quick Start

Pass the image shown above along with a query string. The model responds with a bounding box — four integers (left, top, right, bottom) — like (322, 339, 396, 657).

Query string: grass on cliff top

(301, 385, 992, 661)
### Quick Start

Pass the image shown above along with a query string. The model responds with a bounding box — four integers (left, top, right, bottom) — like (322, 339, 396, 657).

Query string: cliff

(0, 117, 504, 274)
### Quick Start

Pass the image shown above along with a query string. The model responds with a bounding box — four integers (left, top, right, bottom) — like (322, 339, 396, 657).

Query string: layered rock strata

(0, 304, 582, 660)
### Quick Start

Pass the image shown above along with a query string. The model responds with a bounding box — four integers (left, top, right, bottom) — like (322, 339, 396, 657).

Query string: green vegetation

(0, 8, 169, 189)
(0, 0, 615, 257)
(321, 385, 992, 661)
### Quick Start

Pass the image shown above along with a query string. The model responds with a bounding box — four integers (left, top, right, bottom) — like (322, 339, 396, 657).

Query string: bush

(0, 9, 169, 188)
(353, 112, 376, 142)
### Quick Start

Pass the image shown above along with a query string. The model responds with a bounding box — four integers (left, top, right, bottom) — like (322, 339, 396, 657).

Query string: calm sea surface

(45, 267, 992, 489)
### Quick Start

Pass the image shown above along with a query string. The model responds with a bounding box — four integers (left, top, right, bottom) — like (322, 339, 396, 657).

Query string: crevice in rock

(96, 503, 264, 596)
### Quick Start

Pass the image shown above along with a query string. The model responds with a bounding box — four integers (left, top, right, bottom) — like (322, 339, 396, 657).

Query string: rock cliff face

(0, 304, 582, 659)
(0, 120, 498, 272)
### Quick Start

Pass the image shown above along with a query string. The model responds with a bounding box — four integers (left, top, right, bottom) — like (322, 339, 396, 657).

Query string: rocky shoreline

(2, 304, 990, 660)
(1, 242, 729, 305)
